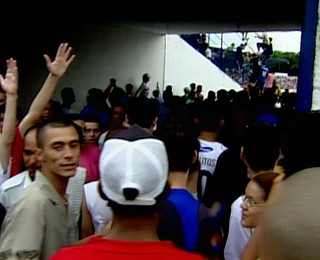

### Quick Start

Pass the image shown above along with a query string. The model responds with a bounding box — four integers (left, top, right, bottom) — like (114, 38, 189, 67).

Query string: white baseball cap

(99, 125, 168, 206)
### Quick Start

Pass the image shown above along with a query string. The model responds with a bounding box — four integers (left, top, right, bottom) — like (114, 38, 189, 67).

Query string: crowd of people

(0, 42, 319, 260)
(181, 32, 297, 99)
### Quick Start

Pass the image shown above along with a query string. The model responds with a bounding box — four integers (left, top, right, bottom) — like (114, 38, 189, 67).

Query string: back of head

(142, 73, 150, 82)
(184, 86, 191, 95)
(99, 125, 169, 214)
(60, 87, 75, 101)
(216, 89, 228, 103)
(110, 78, 116, 85)
(86, 88, 104, 106)
(196, 101, 223, 132)
(281, 112, 320, 176)
(165, 85, 173, 92)
(125, 83, 134, 94)
(126, 97, 158, 128)
(242, 122, 280, 172)
(190, 83, 196, 91)
(152, 89, 160, 98)
(156, 120, 199, 172)
(261, 168, 320, 259)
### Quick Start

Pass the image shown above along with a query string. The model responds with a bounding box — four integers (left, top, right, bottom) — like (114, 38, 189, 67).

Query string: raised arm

(0, 58, 18, 177)
(19, 43, 75, 136)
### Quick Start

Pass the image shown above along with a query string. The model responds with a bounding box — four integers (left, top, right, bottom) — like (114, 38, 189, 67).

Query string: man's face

(83, 122, 101, 145)
(37, 126, 81, 178)
(23, 128, 41, 179)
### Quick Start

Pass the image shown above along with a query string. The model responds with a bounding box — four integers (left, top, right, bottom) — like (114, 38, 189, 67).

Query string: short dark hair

(196, 101, 223, 132)
(242, 122, 280, 172)
(281, 112, 320, 176)
(37, 120, 80, 148)
(156, 121, 199, 172)
(60, 87, 75, 99)
(126, 97, 158, 128)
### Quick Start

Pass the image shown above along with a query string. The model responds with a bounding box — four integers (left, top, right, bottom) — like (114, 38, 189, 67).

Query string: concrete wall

(14, 24, 241, 114)
(164, 35, 241, 96)
(51, 24, 167, 113)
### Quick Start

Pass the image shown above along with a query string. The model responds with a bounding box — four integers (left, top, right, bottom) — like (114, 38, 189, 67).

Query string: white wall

(164, 35, 241, 97)
(52, 24, 166, 113)
(19, 24, 241, 113)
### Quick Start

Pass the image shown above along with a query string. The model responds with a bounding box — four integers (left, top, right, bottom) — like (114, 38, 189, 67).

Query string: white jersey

(0, 170, 33, 211)
(84, 181, 113, 233)
(0, 160, 12, 187)
(198, 139, 227, 197)
(198, 139, 227, 175)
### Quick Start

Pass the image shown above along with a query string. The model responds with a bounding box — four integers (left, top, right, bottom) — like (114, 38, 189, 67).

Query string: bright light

(209, 31, 301, 53)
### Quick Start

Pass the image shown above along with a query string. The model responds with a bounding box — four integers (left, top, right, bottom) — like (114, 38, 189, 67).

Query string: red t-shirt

(10, 126, 24, 177)
(79, 143, 101, 182)
(50, 237, 205, 260)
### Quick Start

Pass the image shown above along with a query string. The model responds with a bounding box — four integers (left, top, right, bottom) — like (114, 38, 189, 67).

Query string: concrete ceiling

(0, 0, 305, 60)
(96, 0, 305, 34)
(1, 0, 305, 36)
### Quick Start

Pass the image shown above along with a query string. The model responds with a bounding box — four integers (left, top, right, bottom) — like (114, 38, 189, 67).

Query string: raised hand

(43, 43, 76, 78)
(0, 58, 18, 96)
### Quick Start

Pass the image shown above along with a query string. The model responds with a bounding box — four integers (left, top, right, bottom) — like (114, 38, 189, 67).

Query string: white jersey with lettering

(198, 139, 227, 175)
(198, 139, 227, 197)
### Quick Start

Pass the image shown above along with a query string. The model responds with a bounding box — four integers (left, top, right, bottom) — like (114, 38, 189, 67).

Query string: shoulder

(6, 184, 46, 214)
(84, 180, 98, 189)
(84, 181, 99, 197)
(1, 171, 28, 192)
(215, 142, 227, 151)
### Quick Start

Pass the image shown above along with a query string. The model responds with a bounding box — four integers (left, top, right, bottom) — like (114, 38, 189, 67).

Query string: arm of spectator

(81, 193, 95, 239)
(0, 58, 18, 175)
(19, 43, 75, 136)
